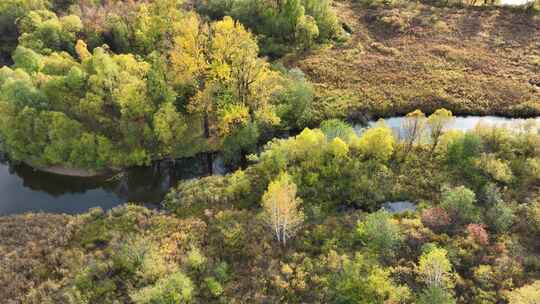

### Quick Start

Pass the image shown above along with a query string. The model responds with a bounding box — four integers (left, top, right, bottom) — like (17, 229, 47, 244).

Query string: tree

(401, 109, 427, 159)
(153, 102, 188, 156)
(440, 185, 480, 225)
(0, 0, 49, 64)
(427, 108, 454, 155)
(333, 253, 411, 303)
(507, 280, 540, 304)
(295, 15, 319, 51)
(417, 246, 454, 289)
(417, 286, 456, 304)
(275, 67, 313, 129)
(526, 200, 540, 236)
(320, 119, 355, 142)
(130, 271, 195, 304)
(354, 122, 395, 162)
(172, 15, 281, 146)
(18, 10, 83, 55)
(261, 172, 304, 246)
(486, 202, 515, 234)
(356, 210, 403, 260)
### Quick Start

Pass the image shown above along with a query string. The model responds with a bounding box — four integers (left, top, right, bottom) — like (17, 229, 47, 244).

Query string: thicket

(196, 0, 342, 56)
(0, 0, 315, 171)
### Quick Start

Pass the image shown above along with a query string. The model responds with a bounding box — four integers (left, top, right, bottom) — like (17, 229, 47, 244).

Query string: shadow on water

(0, 153, 221, 215)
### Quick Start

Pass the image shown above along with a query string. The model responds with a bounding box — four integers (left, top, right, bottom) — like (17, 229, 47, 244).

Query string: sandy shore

(32, 165, 110, 177)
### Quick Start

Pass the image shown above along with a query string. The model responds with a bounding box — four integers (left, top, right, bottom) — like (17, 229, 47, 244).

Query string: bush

(421, 207, 451, 232)
(417, 286, 456, 304)
(320, 119, 355, 141)
(204, 277, 224, 297)
(440, 186, 480, 225)
(275, 68, 314, 129)
(356, 211, 404, 260)
(186, 247, 207, 271)
(486, 202, 515, 234)
(130, 271, 195, 304)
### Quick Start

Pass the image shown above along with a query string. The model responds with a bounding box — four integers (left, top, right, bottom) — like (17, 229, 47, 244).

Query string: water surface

(357, 115, 540, 138)
(0, 156, 212, 215)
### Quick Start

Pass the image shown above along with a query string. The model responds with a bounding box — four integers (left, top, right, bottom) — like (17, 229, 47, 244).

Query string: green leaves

(356, 211, 403, 260)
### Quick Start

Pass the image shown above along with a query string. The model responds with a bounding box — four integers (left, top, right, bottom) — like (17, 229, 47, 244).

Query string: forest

(1, 0, 540, 303)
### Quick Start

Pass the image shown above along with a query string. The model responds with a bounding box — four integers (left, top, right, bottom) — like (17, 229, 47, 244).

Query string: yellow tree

(417, 246, 454, 289)
(262, 172, 304, 246)
(169, 16, 281, 144)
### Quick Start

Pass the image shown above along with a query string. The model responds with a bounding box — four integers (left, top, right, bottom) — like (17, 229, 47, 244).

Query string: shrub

(440, 186, 480, 225)
(417, 286, 456, 304)
(186, 247, 207, 271)
(320, 119, 355, 141)
(466, 224, 489, 246)
(204, 277, 224, 297)
(421, 207, 451, 232)
(130, 271, 195, 304)
(357, 211, 403, 260)
(370, 42, 400, 56)
(486, 202, 515, 234)
(214, 262, 230, 282)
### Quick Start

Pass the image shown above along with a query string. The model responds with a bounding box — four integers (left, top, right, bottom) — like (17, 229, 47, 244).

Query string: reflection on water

(500, 0, 534, 5)
(356, 116, 540, 139)
(0, 155, 215, 215)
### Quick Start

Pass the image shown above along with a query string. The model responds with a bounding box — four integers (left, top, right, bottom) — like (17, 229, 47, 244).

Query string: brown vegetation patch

(286, 1, 540, 120)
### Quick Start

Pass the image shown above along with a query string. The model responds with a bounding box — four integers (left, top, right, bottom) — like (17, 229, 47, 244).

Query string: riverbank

(32, 164, 111, 177)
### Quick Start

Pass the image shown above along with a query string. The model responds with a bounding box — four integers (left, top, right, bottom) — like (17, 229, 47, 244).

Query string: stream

(1, 116, 539, 215)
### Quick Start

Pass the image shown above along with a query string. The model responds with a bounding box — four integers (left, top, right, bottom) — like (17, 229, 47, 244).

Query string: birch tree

(262, 172, 304, 246)
(427, 108, 454, 156)
(401, 109, 427, 159)
(417, 246, 453, 289)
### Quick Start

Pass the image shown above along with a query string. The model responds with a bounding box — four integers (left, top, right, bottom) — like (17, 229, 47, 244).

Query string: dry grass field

(285, 1, 540, 121)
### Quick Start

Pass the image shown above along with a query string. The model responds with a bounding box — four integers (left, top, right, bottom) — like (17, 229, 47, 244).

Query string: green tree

(486, 202, 515, 234)
(320, 119, 355, 142)
(440, 186, 480, 225)
(130, 271, 195, 304)
(356, 210, 403, 260)
(295, 15, 319, 51)
(153, 102, 189, 156)
(333, 253, 410, 303)
(417, 286, 456, 304)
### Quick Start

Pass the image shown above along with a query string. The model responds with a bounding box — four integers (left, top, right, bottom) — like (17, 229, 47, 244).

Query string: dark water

(0, 156, 214, 215)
